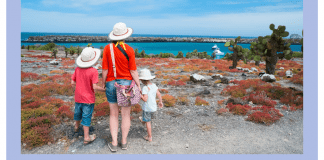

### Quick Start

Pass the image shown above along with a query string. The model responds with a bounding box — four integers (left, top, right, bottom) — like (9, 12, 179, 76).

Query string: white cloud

(41, 0, 133, 8)
(21, 8, 303, 36)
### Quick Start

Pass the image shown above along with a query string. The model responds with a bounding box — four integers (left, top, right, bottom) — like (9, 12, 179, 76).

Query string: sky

(21, 0, 303, 37)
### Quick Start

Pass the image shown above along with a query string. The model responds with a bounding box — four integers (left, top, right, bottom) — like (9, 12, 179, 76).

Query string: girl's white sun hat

(108, 22, 133, 41)
(139, 69, 155, 80)
(76, 47, 101, 68)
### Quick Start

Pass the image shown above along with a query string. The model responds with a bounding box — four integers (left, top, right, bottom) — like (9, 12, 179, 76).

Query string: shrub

(159, 89, 169, 94)
(178, 96, 189, 105)
(131, 104, 142, 113)
(55, 105, 73, 119)
(214, 80, 222, 84)
(246, 105, 283, 125)
(195, 96, 209, 106)
(21, 72, 40, 81)
(21, 108, 53, 121)
(216, 108, 229, 115)
(94, 102, 110, 117)
(162, 94, 177, 107)
(21, 124, 53, 149)
(167, 80, 186, 86)
(248, 91, 277, 107)
(161, 81, 168, 85)
(217, 99, 227, 106)
(221, 86, 247, 98)
(226, 103, 251, 115)
(49, 70, 65, 74)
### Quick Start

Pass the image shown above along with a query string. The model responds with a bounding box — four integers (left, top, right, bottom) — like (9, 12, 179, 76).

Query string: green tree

(176, 51, 184, 58)
(224, 36, 249, 68)
(76, 46, 82, 56)
(51, 48, 58, 59)
(69, 46, 76, 56)
(64, 46, 69, 58)
(264, 24, 293, 74)
(140, 50, 146, 58)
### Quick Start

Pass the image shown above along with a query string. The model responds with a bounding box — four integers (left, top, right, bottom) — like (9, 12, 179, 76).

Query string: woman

(101, 22, 141, 152)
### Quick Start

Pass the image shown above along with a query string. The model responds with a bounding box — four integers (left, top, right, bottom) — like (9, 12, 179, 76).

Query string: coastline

(21, 35, 302, 45)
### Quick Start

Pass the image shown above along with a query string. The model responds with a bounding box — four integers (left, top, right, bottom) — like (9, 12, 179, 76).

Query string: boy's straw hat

(108, 22, 133, 41)
(76, 47, 101, 68)
(139, 69, 155, 80)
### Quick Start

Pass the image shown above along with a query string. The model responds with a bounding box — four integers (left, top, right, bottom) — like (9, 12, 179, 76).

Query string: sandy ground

(20, 49, 303, 154)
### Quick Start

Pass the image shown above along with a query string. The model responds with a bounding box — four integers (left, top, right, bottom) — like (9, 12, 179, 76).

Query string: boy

(138, 69, 163, 142)
(71, 47, 105, 145)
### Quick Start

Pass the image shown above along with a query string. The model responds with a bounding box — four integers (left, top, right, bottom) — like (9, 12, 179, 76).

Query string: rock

(226, 97, 247, 105)
(212, 74, 223, 79)
(243, 68, 249, 72)
(220, 77, 229, 84)
(237, 67, 242, 70)
(248, 70, 253, 73)
(209, 70, 217, 73)
(242, 73, 247, 76)
(297, 69, 301, 71)
(280, 67, 284, 70)
(202, 82, 211, 86)
(195, 89, 211, 96)
(258, 72, 266, 77)
(250, 60, 255, 64)
(185, 144, 189, 149)
(229, 66, 234, 69)
(286, 70, 293, 78)
(261, 74, 276, 82)
(50, 60, 59, 65)
(190, 74, 206, 83)
(217, 70, 223, 73)
(251, 67, 258, 72)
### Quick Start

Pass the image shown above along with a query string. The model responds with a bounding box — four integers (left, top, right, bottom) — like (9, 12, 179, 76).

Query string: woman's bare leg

(109, 103, 119, 146)
(121, 106, 131, 144)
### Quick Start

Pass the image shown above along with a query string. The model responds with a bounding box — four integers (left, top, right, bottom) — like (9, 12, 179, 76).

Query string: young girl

(138, 69, 163, 142)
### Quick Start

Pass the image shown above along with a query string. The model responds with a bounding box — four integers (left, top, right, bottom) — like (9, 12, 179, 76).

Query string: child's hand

(158, 102, 163, 108)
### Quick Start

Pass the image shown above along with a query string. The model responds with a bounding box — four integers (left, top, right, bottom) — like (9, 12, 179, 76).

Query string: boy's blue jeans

(74, 102, 94, 127)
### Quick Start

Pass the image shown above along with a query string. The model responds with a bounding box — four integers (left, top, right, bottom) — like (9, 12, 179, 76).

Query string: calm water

(21, 32, 302, 59)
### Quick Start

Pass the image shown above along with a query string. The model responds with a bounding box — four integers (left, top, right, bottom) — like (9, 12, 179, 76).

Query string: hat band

(113, 29, 129, 36)
(81, 51, 96, 62)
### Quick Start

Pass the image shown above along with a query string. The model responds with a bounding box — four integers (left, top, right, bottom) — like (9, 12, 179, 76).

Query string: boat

(212, 45, 224, 56)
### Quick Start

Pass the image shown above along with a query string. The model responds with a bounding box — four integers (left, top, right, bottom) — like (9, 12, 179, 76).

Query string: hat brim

(108, 28, 133, 41)
(139, 76, 155, 80)
(76, 48, 101, 68)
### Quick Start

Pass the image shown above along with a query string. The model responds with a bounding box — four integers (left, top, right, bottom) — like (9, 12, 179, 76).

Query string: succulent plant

(224, 36, 248, 68)
(263, 24, 292, 74)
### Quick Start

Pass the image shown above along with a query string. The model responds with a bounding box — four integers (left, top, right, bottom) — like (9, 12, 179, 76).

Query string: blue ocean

(21, 32, 302, 59)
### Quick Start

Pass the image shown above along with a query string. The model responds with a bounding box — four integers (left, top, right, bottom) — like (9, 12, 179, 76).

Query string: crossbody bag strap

(109, 44, 117, 79)
(116, 45, 129, 61)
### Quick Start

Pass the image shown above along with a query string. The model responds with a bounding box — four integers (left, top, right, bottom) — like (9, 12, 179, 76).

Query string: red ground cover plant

(61, 59, 75, 67)
(195, 96, 209, 106)
(167, 80, 186, 86)
(21, 71, 40, 81)
(131, 104, 142, 114)
(55, 105, 74, 120)
(226, 103, 251, 115)
(159, 89, 169, 94)
(289, 71, 303, 85)
(248, 91, 277, 107)
(221, 85, 247, 98)
(178, 96, 189, 105)
(162, 94, 177, 107)
(217, 108, 229, 115)
(217, 99, 227, 106)
(94, 102, 110, 117)
(246, 105, 284, 125)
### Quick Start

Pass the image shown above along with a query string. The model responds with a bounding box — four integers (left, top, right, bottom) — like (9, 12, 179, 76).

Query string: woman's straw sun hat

(138, 69, 155, 80)
(76, 47, 101, 68)
(108, 22, 133, 41)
